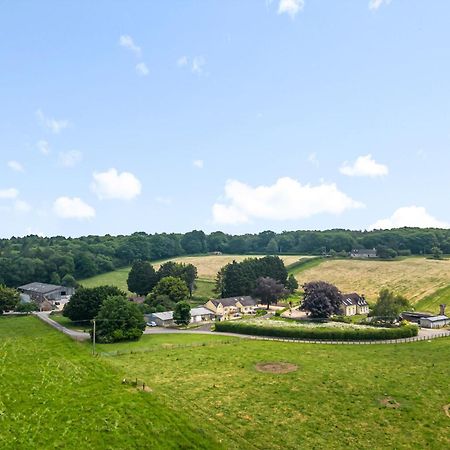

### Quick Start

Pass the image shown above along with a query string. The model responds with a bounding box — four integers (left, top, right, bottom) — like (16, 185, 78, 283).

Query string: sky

(1, 0, 450, 238)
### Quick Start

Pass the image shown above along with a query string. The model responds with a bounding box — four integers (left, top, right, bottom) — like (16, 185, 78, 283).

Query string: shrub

(215, 321, 418, 341)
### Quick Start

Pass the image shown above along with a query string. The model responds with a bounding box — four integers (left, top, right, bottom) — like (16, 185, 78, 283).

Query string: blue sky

(1, 0, 450, 238)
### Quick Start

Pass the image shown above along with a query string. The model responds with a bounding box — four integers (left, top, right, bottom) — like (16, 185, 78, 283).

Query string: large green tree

(149, 277, 189, 304)
(127, 260, 158, 296)
(173, 301, 191, 326)
(93, 296, 146, 343)
(157, 262, 198, 297)
(371, 289, 410, 320)
(63, 286, 126, 322)
(300, 281, 342, 318)
(0, 285, 19, 314)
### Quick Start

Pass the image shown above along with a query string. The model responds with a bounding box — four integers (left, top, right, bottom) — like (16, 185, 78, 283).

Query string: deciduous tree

(253, 277, 288, 310)
(300, 281, 342, 318)
(173, 301, 191, 326)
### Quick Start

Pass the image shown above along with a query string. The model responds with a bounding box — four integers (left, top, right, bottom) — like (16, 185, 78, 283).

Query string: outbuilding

(419, 315, 449, 329)
(18, 282, 74, 305)
(146, 306, 215, 327)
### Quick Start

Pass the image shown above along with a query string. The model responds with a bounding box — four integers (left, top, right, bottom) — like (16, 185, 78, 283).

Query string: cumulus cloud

(193, 159, 204, 169)
(278, 0, 305, 18)
(91, 168, 142, 200)
(53, 196, 95, 220)
(36, 109, 69, 134)
(370, 206, 448, 230)
(340, 154, 388, 178)
(0, 188, 19, 199)
(58, 150, 82, 168)
(8, 160, 24, 172)
(369, 0, 391, 11)
(37, 140, 50, 155)
(135, 62, 149, 76)
(212, 177, 363, 225)
(119, 34, 141, 57)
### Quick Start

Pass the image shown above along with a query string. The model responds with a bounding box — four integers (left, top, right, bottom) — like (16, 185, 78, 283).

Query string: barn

(18, 282, 74, 304)
(419, 315, 450, 329)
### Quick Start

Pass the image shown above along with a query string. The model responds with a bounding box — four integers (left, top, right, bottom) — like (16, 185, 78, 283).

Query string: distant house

(341, 293, 369, 316)
(350, 249, 377, 259)
(18, 282, 74, 308)
(204, 296, 258, 320)
(146, 306, 215, 327)
(419, 315, 449, 329)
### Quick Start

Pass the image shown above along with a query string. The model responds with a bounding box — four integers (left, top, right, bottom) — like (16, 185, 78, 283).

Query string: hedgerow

(215, 321, 418, 341)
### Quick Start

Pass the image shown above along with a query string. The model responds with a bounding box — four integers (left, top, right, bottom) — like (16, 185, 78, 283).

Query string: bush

(215, 321, 418, 341)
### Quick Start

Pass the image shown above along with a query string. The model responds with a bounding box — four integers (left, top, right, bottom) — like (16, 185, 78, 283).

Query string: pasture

(80, 254, 308, 295)
(1, 316, 449, 449)
(295, 257, 450, 309)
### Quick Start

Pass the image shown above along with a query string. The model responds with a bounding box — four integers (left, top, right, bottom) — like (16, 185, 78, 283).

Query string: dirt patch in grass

(255, 362, 298, 374)
(380, 397, 401, 409)
(444, 404, 450, 418)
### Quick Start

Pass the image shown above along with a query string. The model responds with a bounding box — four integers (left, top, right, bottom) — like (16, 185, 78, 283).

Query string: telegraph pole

(92, 319, 96, 356)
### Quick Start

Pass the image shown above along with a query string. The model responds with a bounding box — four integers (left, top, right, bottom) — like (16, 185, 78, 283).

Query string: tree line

(1, 227, 449, 287)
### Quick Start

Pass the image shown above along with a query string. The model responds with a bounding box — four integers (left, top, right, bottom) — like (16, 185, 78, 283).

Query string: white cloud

(369, 0, 391, 11)
(193, 159, 204, 169)
(177, 56, 188, 67)
(36, 109, 69, 134)
(37, 140, 50, 155)
(370, 206, 448, 230)
(58, 150, 83, 168)
(192, 56, 206, 74)
(91, 168, 142, 200)
(136, 62, 149, 76)
(278, 0, 305, 18)
(0, 188, 19, 199)
(340, 154, 388, 178)
(119, 35, 141, 57)
(53, 196, 95, 220)
(8, 160, 24, 172)
(307, 152, 319, 167)
(212, 177, 363, 225)
(14, 200, 31, 213)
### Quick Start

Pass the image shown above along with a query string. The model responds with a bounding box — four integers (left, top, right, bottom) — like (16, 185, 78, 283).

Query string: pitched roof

(150, 307, 215, 322)
(191, 306, 215, 316)
(342, 293, 368, 307)
(421, 315, 449, 322)
(209, 296, 257, 308)
(18, 282, 64, 294)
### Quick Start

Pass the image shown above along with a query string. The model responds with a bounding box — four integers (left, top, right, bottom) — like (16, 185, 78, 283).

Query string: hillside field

(1, 316, 449, 449)
(80, 254, 309, 295)
(295, 257, 450, 311)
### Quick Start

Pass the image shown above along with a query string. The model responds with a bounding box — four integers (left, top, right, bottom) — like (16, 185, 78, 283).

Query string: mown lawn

(415, 284, 450, 313)
(2, 316, 449, 449)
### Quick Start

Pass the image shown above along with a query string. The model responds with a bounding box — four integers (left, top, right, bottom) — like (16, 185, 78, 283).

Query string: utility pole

(92, 319, 96, 356)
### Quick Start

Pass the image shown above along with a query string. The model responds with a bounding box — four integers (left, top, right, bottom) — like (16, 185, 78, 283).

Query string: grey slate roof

(209, 296, 257, 308)
(151, 306, 215, 322)
(342, 293, 368, 307)
(421, 315, 449, 322)
(18, 282, 65, 294)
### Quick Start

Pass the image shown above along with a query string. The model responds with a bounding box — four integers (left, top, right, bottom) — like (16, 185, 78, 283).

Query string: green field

(1, 316, 449, 449)
(416, 284, 450, 313)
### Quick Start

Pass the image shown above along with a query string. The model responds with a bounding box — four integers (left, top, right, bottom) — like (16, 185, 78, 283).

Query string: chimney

(439, 304, 446, 316)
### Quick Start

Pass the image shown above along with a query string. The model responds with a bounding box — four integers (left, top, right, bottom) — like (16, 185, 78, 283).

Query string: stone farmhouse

(350, 248, 377, 259)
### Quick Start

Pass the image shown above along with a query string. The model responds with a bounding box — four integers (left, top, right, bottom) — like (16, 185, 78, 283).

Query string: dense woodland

(1, 228, 450, 287)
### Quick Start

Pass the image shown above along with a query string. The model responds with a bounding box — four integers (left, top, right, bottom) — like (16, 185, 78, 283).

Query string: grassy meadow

(80, 254, 308, 296)
(2, 316, 449, 449)
(295, 257, 450, 309)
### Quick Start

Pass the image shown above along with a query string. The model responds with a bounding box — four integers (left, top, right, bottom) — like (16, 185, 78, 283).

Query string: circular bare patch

(255, 362, 298, 374)
(380, 397, 401, 409)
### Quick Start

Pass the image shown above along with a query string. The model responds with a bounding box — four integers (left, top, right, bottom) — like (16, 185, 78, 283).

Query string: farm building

(400, 311, 433, 324)
(146, 307, 215, 327)
(350, 249, 377, 258)
(419, 315, 449, 329)
(18, 282, 74, 305)
(205, 296, 258, 320)
(341, 293, 369, 316)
